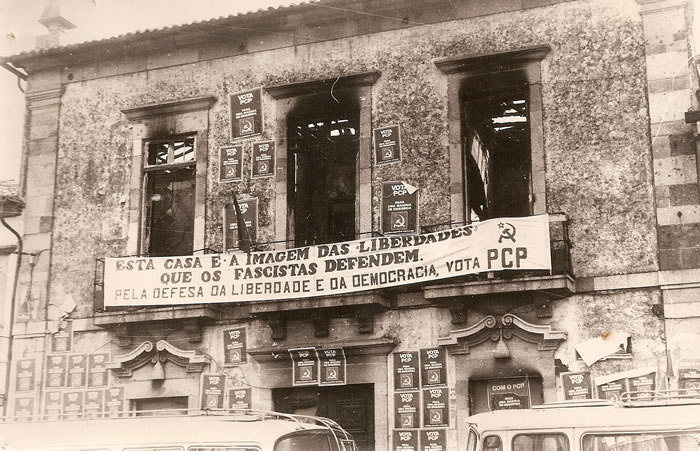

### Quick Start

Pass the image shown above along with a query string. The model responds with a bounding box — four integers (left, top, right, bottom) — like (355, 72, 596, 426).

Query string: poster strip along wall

(104, 215, 551, 307)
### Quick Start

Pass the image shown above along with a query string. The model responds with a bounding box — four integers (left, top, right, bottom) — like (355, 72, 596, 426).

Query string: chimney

(35, 0, 76, 50)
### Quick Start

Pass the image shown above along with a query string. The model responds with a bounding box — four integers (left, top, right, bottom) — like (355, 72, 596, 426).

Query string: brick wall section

(639, 0, 698, 270)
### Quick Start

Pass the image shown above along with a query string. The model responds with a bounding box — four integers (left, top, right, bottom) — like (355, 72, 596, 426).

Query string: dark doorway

(273, 384, 374, 451)
(131, 396, 188, 415)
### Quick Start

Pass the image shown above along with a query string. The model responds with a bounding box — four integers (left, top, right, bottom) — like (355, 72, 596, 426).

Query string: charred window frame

(266, 72, 380, 249)
(142, 135, 197, 257)
(436, 47, 549, 224)
(122, 96, 216, 258)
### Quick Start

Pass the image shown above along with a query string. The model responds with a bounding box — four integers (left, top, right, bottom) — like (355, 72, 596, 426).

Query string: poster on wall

(421, 429, 447, 451)
(422, 387, 449, 427)
(52, 320, 72, 352)
(318, 348, 346, 386)
(224, 197, 258, 252)
(105, 386, 125, 418)
(419, 348, 446, 387)
(230, 87, 263, 139)
(13, 396, 35, 419)
(394, 391, 420, 429)
(88, 353, 110, 388)
(487, 377, 531, 411)
(223, 327, 248, 365)
(381, 181, 419, 234)
(373, 124, 402, 165)
(68, 354, 87, 388)
(84, 389, 105, 418)
(46, 354, 68, 388)
(679, 360, 700, 392)
(228, 387, 252, 410)
(596, 377, 627, 401)
(63, 390, 84, 420)
(200, 373, 226, 409)
(15, 359, 35, 392)
(290, 348, 319, 386)
(394, 351, 420, 391)
(561, 371, 593, 400)
(44, 390, 63, 420)
(393, 430, 419, 451)
(251, 141, 275, 178)
(219, 145, 244, 183)
(627, 370, 656, 398)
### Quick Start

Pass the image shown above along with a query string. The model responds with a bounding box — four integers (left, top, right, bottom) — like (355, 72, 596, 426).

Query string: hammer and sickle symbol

(394, 214, 406, 228)
(498, 222, 517, 243)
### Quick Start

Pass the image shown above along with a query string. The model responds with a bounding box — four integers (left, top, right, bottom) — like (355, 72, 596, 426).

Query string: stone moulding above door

(437, 313, 567, 355)
(107, 339, 210, 377)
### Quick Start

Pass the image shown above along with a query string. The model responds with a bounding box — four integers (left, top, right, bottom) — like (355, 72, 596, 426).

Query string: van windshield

(582, 431, 700, 451)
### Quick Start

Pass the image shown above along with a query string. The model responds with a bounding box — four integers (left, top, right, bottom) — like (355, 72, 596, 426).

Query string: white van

(0, 409, 358, 451)
(464, 393, 700, 451)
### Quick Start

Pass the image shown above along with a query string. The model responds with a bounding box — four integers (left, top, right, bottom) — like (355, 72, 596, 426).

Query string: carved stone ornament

(107, 340, 210, 377)
(437, 313, 567, 355)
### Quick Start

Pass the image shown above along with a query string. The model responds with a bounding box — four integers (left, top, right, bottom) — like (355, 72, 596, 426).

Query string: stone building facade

(1, 0, 699, 450)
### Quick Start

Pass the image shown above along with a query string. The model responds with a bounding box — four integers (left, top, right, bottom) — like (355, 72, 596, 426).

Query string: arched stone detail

(437, 314, 566, 355)
(107, 340, 210, 377)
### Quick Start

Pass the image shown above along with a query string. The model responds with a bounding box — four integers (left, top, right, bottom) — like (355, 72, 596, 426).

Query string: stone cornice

(265, 71, 381, 100)
(26, 86, 63, 110)
(636, 0, 689, 14)
(434, 46, 551, 76)
(121, 95, 217, 121)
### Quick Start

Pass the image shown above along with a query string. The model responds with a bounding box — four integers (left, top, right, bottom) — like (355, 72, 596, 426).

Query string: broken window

(462, 76, 531, 221)
(287, 107, 359, 246)
(143, 136, 196, 257)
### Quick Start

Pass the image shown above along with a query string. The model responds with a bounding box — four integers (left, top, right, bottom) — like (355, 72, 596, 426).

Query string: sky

(0, 0, 299, 186)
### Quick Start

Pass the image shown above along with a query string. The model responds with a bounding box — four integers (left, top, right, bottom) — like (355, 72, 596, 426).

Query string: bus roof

(0, 413, 341, 450)
(466, 403, 700, 432)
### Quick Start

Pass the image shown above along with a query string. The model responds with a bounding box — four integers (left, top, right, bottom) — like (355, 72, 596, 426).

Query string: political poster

(419, 348, 446, 387)
(67, 354, 87, 388)
(44, 390, 63, 420)
(394, 391, 420, 429)
(46, 354, 67, 388)
(318, 348, 346, 385)
(393, 430, 419, 451)
(200, 373, 226, 409)
(373, 125, 402, 165)
(230, 88, 263, 139)
(290, 348, 319, 386)
(52, 320, 72, 353)
(224, 197, 258, 252)
(561, 371, 593, 400)
(422, 387, 449, 427)
(88, 353, 110, 388)
(421, 429, 447, 451)
(223, 327, 248, 365)
(251, 141, 275, 178)
(394, 351, 419, 391)
(84, 389, 104, 418)
(219, 145, 243, 183)
(381, 181, 419, 234)
(487, 377, 531, 411)
(228, 387, 252, 410)
(105, 386, 125, 418)
(63, 391, 84, 420)
(15, 359, 35, 392)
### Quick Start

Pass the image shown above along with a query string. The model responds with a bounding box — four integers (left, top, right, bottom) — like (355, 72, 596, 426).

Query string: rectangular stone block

(681, 246, 700, 269)
(648, 75, 690, 94)
(653, 154, 697, 186)
(646, 51, 689, 81)
(659, 248, 682, 270)
(669, 183, 700, 206)
(659, 223, 700, 248)
(669, 131, 695, 156)
(649, 90, 692, 123)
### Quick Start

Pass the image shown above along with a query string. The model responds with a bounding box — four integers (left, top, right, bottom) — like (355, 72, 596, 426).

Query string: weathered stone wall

(45, 0, 656, 323)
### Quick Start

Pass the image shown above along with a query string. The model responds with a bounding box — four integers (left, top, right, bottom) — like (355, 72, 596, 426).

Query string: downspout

(0, 194, 24, 417)
(0, 217, 22, 416)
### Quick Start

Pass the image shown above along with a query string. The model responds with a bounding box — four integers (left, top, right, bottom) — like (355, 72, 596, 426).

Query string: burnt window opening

(143, 135, 196, 257)
(287, 106, 360, 247)
(462, 79, 532, 222)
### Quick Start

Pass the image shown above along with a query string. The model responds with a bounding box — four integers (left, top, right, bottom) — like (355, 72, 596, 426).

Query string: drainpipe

(0, 193, 25, 417)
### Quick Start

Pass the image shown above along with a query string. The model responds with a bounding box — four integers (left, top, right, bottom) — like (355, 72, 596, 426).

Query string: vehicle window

(275, 431, 334, 451)
(483, 435, 503, 451)
(514, 434, 569, 451)
(582, 431, 700, 451)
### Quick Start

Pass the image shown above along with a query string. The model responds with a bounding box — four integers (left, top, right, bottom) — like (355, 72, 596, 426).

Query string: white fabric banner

(103, 215, 552, 307)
